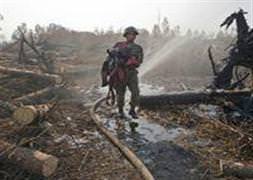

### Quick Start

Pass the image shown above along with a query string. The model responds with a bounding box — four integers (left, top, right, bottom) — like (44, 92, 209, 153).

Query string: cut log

(219, 162, 253, 179)
(12, 104, 51, 126)
(0, 65, 62, 84)
(0, 139, 58, 177)
(139, 89, 252, 108)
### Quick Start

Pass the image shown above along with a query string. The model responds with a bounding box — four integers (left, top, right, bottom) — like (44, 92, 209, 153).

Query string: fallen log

(0, 139, 58, 177)
(139, 89, 252, 108)
(14, 84, 70, 105)
(219, 161, 253, 179)
(14, 86, 61, 104)
(12, 104, 51, 126)
(0, 65, 62, 84)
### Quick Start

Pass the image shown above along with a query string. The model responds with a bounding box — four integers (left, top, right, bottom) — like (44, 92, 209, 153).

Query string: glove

(126, 56, 140, 68)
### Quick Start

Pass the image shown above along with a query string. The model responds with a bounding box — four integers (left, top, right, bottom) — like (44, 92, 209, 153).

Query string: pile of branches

(0, 63, 66, 178)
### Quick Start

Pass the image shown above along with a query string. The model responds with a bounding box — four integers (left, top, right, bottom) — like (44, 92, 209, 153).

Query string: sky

(0, 0, 252, 40)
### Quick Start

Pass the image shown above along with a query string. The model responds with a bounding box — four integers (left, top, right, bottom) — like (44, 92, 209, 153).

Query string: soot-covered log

(0, 139, 58, 177)
(0, 65, 61, 84)
(139, 89, 252, 108)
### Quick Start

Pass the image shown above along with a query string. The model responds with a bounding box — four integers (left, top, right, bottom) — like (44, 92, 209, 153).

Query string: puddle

(101, 114, 201, 180)
(101, 112, 187, 144)
(96, 84, 204, 179)
(121, 118, 201, 180)
(97, 105, 205, 180)
(127, 118, 187, 143)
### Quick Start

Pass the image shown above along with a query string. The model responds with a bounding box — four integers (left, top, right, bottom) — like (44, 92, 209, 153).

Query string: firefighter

(112, 26, 143, 118)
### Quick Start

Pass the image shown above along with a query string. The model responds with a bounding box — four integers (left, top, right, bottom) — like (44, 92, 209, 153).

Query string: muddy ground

(0, 63, 252, 180)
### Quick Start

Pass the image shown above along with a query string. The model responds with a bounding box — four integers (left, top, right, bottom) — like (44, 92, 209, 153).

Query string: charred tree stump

(0, 139, 58, 177)
(139, 89, 252, 109)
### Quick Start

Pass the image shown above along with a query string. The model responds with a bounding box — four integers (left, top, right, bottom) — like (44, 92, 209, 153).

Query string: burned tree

(10, 24, 55, 73)
(209, 9, 253, 89)
(139, 9, 253, 119)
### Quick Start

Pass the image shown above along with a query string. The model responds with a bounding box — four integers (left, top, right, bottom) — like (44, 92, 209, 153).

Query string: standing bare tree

(11, 23, 55, 73)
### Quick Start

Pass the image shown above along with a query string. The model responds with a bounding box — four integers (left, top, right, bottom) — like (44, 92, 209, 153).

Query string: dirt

(1, 20, 252, 180)
(46, 101, 141, 180)
(0, 58, 252, 180)
(94, 74, 252, 180)
(0, 71, 141, 180)
(96, 92, 206, 180)
(0, 101, 142, 180)
(139, 101, 252, 180)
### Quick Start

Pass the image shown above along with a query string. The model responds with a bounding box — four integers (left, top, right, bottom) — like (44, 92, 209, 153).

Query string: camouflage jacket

(113, 41, 143, 68)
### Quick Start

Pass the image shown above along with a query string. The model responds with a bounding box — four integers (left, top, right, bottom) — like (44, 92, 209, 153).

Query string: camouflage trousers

(114, 68, 140, 110)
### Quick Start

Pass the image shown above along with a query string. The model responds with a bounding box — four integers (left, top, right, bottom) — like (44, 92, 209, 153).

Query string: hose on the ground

(89, 97, 154, 180)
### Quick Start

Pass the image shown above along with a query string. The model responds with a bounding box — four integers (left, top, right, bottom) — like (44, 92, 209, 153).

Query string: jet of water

(139, 37, 190, 78)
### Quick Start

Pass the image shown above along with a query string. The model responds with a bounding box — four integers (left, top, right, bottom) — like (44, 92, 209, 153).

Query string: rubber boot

(118, 107, 125, 118)
(128, 106, 138, 119)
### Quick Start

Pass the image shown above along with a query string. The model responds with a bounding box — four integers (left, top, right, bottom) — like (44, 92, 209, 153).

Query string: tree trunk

(213, 61, 234, 89)
(18, 37, 25, 63)
(0, 65, 61, 84)
(0, 139, 58, 177)
(139, 89, 251, 108)
(12, 104, 51, 126)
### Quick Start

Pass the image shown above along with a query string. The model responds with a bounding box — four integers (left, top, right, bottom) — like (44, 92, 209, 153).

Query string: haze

(0, 0, 252, 40)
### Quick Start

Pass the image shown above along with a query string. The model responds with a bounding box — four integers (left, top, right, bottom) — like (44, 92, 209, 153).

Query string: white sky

(0, 0, 252, 39)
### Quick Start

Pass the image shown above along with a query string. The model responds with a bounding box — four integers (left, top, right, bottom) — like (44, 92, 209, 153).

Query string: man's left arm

(126, 45, 143, 68)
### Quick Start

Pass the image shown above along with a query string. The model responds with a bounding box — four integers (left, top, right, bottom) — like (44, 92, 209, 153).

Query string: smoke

(139, 37, 190, 78)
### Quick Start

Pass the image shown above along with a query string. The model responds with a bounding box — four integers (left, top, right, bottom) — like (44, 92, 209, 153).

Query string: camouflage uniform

(113, 41, 143, 112)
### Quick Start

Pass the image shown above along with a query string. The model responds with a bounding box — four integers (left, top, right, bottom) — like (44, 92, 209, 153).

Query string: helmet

(123, 26, 139, 37)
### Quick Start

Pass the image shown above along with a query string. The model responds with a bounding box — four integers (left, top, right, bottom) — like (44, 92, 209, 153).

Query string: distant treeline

(0, 17, 235, 77)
